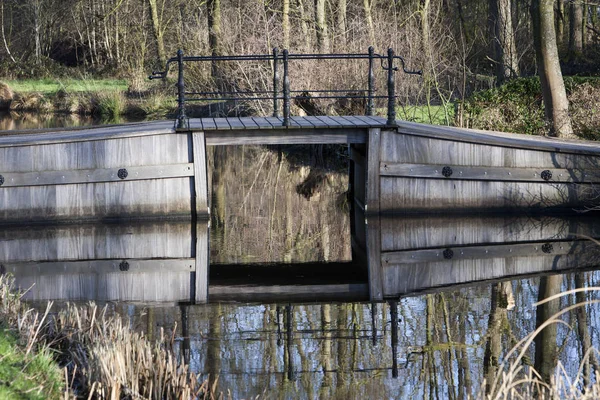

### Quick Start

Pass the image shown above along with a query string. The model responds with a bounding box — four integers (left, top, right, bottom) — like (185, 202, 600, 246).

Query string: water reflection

(0, 111, 143, 131)
(2, 140, 600, 397)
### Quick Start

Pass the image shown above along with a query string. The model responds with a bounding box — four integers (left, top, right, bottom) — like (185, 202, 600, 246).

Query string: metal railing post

(386, 48, 396, 126)
(367, 46, 375, 116)
(272, 48, 280, 118)
(282, 49, 290, 127)
(176, 49, 188, 129)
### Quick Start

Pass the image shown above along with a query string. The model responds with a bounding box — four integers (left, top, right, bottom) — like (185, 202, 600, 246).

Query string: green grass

(5, 78, 127, 94)
(0, 328, 63, 400)
(396, 104, 455, 125)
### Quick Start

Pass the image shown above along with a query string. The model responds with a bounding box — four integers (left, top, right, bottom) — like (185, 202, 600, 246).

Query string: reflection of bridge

(4, 214, 600, 304)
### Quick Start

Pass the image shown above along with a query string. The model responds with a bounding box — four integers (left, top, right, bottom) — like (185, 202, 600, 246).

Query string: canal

(2, 114, 600, 398)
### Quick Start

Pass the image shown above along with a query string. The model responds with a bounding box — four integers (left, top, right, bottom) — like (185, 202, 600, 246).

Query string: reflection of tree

(574, 273, 600, 388)
(483, 282, 514, 395)
(534, 275, 562, 383)
(208, 145, 350, 264)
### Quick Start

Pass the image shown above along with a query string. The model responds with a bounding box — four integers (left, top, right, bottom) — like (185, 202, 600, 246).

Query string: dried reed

(480, 287, 600, 400)
(0, 275, 225, 399)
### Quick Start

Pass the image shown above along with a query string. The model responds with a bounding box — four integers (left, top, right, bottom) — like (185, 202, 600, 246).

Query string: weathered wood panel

(209, 283, 369, 302)
(381, 249, 597, 296)
(15, 272, 193, 302)
(2, 221, 207, 302)
(395, 121, 600, 156)
(0, 221, 193, 262)
(366, 128, 381, 214)
(380, 215, 597, 252)
(378, 130, 600, 212)
(192, 132, 208, 216)
(372, 214, 600, 298)
(0, 132, 202, 223)
(379, 177, 598, 212)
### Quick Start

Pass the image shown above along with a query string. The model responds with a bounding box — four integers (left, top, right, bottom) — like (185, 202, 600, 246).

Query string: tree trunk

(283, 0, 290, 49)
(148, 0, 165, 65)
(297, 0, 311, 51)
(207, 0, 222, 83)
(556, 0, 565, 47)
(534, 275, 562, 384)
(489, 0, 519, 85)
(363, 0, 376, 46)
(314, 0, 329, 52)
(568, 0, 583, 60)
(531, 0, 575, 138)
(336, 0, 347, 48)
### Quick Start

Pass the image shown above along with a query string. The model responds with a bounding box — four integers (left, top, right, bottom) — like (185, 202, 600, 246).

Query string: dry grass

(0, 275, 227, 399)
(479, 287, 600, 400)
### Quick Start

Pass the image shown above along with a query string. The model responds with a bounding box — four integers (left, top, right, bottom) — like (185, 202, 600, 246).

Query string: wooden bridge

(3, 48, 600, 303)
(3, 114, 600, 225)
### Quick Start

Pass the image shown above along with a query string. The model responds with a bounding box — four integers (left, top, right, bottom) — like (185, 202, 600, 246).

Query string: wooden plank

(4, 259, 195, 276)
(195, 222, 209, 303)
(290, 116, 314, 128)
(0, 178, 193, 224)
(267, 116, 285, 128)
(0, 221, 194, 262)
(366, 216, 383, 301)
(188, 119, 204, 131)
(363, 116, 388, 126)
(395, 121, 600, 156)
(377, 177, 600, 212)
(209, 284, 369, 302)
(0, 163, 194, 187)
(16, 271, 192, 302)
(238, 117, 259, 129)
(226, 118, 246, 130)
(251, 117, 272, 129)
(337, 116, 361, 127)
(317, 116, 344, 128)
(200, 118, 217, 130)
(313, 116, 335, 128)
(354, 115, 384, 127)
(213, 118, 231, 130)
(192, 132, 208, 217)
(303, 116, 330, 128)
(366, 128, 381, 214)
(205, 129, 367, 145)
(380, 162, 600, 183)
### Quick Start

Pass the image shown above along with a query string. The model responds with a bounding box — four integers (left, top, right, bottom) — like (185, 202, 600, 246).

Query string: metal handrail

(149, 47, 421, 129)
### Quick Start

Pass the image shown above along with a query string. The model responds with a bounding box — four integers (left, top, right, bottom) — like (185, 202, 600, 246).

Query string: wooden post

(366, 215, 383, 301)
(191, 131, 209, 303)
(192, 132, 209, 216)
(366, 128, 381, 214)
(194, 221, 209, 303)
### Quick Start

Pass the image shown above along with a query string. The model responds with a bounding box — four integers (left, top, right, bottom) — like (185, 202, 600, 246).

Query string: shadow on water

(3, 114, 600, 397)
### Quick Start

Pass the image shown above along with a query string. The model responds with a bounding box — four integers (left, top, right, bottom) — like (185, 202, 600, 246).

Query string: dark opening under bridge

(3, 48, 600, 304)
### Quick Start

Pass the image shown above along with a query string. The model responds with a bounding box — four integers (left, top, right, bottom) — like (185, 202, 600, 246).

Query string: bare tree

(568, 0, 583, 60)
(314, 0, 329, 52)
(531, 0, 575, 138)
(489, 0, 519, 85)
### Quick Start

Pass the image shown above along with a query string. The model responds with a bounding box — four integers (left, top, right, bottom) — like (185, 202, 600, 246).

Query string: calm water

(2, 115, 600, 399)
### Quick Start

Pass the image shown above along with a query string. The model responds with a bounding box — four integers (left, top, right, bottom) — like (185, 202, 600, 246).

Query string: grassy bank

(0, 275, 221, 399)
(0, 329, 63, 399)
(0, 79, 176, 122)
(6, 79, 127, 94)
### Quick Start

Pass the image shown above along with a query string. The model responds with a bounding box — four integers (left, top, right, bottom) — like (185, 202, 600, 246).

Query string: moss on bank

(0, 329, 64, 400)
